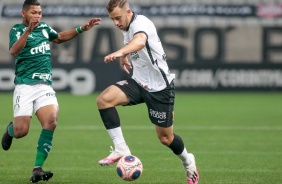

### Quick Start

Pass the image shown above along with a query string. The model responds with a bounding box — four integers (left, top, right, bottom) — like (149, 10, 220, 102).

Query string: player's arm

(119, 32, 147, 56)
(104, 32, 147, 63)
(9, 30, 30, 56)
(52, 18, 101, 44)
(10, 19, 39, 56)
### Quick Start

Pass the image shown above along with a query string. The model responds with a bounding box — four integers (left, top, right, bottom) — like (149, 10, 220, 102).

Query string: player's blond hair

(106, 0, 129, 13)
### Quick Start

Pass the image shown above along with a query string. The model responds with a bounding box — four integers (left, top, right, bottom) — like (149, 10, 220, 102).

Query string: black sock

(168, 134, 185, 155)
(99, 107, 120, 129)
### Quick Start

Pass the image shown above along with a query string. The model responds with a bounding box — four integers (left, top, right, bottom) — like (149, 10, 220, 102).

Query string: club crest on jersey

(42, 29, 49, 38)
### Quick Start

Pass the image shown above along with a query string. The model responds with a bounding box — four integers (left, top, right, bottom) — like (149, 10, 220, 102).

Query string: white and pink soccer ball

(116, 155, 143, 181)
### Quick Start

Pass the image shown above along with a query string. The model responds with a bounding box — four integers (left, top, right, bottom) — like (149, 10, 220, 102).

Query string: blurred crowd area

(0, 0, 282, 26)
(1, 0, 280, 4)
(0, 0, 281, 64)
(1, 0, 282, 26)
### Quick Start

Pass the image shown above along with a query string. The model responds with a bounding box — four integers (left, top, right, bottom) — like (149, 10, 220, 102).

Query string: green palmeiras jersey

(9, 22, 59, 85)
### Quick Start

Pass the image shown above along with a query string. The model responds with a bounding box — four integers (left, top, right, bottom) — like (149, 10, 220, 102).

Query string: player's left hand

(120, 57, 132, 74)
(104, 51, 124, 63)
(81, 18, 102, 31)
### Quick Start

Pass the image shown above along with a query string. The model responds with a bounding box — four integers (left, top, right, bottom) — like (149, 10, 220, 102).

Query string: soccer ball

(116, 155, 143, 181)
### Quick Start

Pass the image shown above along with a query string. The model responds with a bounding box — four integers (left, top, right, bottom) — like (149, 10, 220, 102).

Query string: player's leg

(155, 126, 199, 184)
(33, 105, 58, 168)
(29, 85, 58, 183)
(2, 116, 31, 150)
(96, 80, 143, 165)
(145, 81, 199, 184)
(2, 85, 33, 150)
(97, 85, 131, 165)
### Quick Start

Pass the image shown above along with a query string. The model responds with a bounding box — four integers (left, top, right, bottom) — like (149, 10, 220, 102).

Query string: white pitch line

(6, 150, 282, 155)
(25, 125, 282, 131)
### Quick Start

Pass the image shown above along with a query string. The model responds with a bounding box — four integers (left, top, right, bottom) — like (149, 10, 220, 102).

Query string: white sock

(107, 127, 127, 149)
(177, 148, 192, 165)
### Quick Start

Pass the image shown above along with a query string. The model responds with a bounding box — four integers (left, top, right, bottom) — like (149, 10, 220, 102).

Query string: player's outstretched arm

(104, 32, 147, 63)
(52, 18, 102, 44)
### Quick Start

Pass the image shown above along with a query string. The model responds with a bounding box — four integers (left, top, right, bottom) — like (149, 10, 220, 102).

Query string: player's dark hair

(23, 0, 40, 10)
(106, 0, 128, 13)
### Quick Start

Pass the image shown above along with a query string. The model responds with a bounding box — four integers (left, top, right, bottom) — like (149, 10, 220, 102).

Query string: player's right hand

(27, 18, 40, 32)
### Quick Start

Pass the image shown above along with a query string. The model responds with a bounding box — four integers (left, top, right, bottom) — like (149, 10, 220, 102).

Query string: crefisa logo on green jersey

(30, 42, 50, 55)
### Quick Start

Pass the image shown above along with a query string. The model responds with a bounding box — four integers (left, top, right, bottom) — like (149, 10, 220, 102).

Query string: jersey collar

(125, 12, 137, 32)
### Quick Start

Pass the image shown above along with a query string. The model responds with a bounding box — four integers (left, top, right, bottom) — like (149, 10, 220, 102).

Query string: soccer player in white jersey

(1, 0, 101, 183)
(97, 0, 199, 183)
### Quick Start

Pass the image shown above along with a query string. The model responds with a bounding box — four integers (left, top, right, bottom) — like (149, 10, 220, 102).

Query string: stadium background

(0, 1, 282, 184)
(1, 0, 282, 94)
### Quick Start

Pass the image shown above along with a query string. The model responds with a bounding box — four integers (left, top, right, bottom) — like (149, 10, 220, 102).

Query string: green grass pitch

(0, 92, 282, 184)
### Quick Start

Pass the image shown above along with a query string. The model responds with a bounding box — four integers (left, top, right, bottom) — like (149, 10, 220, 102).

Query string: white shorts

(13, 84, 59, 117)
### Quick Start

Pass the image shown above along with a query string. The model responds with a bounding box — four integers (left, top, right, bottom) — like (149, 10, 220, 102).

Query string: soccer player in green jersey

(1, 0, 101, 183)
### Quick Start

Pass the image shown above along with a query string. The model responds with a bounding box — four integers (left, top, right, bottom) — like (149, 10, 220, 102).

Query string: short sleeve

(47, 24, 59, 41)
(9, 25, 22, 49)
(131, 16, 150, 38)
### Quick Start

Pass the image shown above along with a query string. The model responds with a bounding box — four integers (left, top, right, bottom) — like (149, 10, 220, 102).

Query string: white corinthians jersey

(121, 13, 175, 92)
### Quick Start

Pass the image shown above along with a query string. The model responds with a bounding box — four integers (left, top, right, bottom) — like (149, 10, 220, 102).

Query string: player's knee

(45, 118, 57, 130)
(96, 95, 104, 106)
(158, 136, 173, 146)
(14, 125, 29, 138)
(96, 94, 112, 108)
(49, 121, 57, 130)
